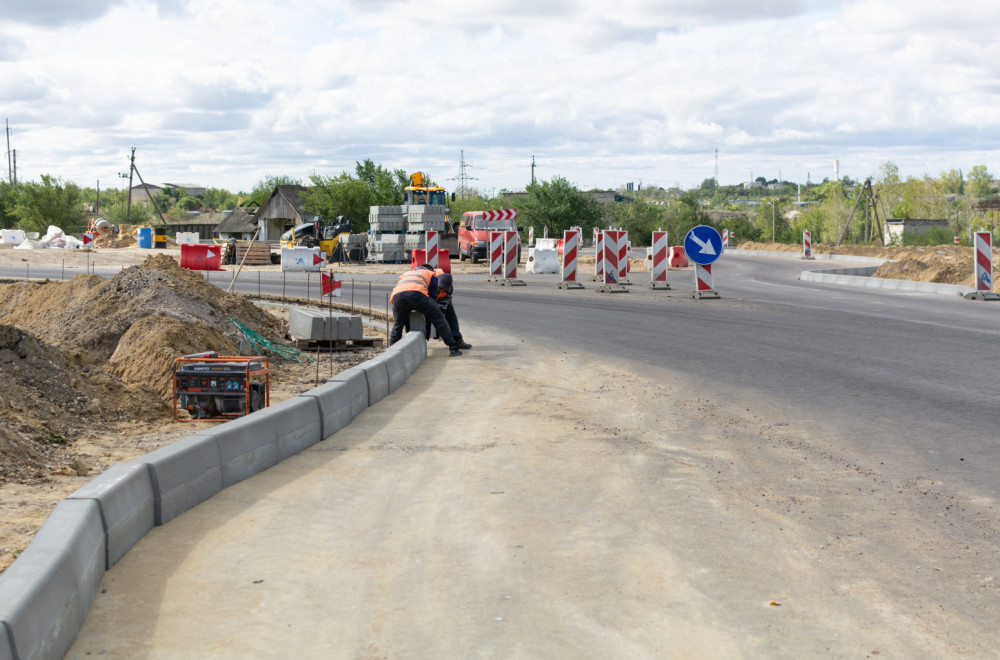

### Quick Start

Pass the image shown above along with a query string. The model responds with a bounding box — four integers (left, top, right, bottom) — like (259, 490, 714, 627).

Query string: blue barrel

(137, 227, 152, 248)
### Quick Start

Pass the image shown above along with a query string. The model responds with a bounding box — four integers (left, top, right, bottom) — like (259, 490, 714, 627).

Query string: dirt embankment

(740, 241, 997, 287)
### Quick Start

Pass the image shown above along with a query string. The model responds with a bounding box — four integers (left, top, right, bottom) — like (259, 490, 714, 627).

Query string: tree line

(0, 159, 994, 246)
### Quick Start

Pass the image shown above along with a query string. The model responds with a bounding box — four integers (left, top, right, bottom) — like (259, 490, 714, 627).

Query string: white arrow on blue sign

(683, 225, 723, 265)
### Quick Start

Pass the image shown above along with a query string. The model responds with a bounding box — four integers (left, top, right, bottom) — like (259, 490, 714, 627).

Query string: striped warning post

(543, 226, 548, 239)
(592, 227, 599, 247)
(722, 228, 729, 248)
(696, 263, 714, 293)
(488, 231, 504, 279)
(592, 231, 604, 281)
(558, 228, 584, 289)
(649, 230, 670, 290)
(528, 226, 534, 246)
(599, 230, 628, 293)
(802, 230, 813, 259)
(500, 230, 525, 286)
(616, 230, 631, 284)
(425, 230, 439, 269)
(975, 231, 993, 291)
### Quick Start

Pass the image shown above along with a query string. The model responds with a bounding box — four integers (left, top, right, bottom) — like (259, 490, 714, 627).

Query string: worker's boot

(455, 341, 472, 350)
(449, 346, 463, 357)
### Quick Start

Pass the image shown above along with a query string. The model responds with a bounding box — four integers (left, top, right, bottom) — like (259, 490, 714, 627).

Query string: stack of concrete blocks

(288, 307, 364, 342)
(368, 205, 407, 263)
(405, 204, 448, 233)
(0, 329, 429, 660)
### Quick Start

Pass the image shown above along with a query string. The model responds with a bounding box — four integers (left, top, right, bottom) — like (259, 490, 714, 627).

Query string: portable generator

(173, 353, 270, 422)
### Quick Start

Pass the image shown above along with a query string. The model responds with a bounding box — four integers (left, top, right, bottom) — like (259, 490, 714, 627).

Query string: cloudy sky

(3, 0, 999, 196)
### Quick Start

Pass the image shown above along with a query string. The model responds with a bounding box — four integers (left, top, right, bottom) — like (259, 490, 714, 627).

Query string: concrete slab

(144, 432, 224, 525)
(289, 308, 363, 341)
(203, 412, 279, 488)
(0, 499, 105, 660)
(299, 381, 355, 440)
(328, 367, 370, 419)
(263, 396, 324, 461)
(358, 357, 391, 405)
(67, 460, 155, 568)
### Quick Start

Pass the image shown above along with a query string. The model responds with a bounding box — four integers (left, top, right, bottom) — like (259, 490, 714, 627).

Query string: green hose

(231, 318, 316, 363)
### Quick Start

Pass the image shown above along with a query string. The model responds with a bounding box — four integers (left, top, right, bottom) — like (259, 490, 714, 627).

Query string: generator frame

(173, 355, 270, 422)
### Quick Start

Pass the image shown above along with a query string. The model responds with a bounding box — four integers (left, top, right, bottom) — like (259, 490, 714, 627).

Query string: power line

(447, 150, 477, 198)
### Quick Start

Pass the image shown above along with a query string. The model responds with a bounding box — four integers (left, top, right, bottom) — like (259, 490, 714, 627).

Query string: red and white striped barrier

(425, 230, 439, 269)
(649, 230, 670, 289)
(722, 228, 729, 249)
(695, 263, 714, 295)
(599, 230, 628, 292)
(592, 227, 599, 247)
(975, 231, 993, 291)
(484, 208, 517, 221)
(543, 226, 549, 239)
(592, 231, 604, 281)
(499, 230, 525, 286)
(803, 230, 813, 259)
(528, 226, 534, 246)
(489, 231, 504, 279)
(616, 231, 630, 283)
(558, 228, 584, 289)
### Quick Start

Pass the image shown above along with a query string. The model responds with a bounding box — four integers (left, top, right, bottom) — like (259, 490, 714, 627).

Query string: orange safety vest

(390, 268, 433, 303)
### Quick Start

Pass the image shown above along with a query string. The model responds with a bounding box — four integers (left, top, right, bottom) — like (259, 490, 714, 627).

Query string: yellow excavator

(404, 172, 450, 206)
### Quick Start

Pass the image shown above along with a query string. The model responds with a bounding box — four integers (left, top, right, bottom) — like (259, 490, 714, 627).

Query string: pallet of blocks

(235, 242, 273, 266)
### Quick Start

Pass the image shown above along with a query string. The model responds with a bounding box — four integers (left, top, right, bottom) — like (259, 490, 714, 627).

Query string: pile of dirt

(0, 254, 285, 481)
(739, 241, 996, 287)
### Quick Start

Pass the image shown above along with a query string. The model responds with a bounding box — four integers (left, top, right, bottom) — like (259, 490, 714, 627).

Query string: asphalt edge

(0, 327, 428, 660)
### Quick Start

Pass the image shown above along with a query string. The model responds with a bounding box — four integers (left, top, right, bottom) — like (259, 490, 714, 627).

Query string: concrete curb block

(359, 357, 391, 404)
(327, 367, 370, 419)
(379, 348, 408, 393)
(800, 266, 974, 297)
(265, 396, 324, 461)
(0, 337, 432, 659)
(0, 499, 105, 660)
(145, 433, 224, 526)
(67, 461, 155, 569)
(204, 413, 279, 489)
(731, 249, 890, 264)
(299, 381, 355, 440)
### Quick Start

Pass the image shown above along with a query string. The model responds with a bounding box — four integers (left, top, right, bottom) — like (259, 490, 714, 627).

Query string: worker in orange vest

(389, 264, 462, 356)
(430, 270, 471, 350)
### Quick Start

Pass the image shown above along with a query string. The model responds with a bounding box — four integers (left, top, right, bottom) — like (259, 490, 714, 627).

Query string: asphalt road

(9, 252, 1000, 656)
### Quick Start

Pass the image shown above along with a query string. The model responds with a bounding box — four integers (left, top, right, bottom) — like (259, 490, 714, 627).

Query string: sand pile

(0, 254, 285, 481)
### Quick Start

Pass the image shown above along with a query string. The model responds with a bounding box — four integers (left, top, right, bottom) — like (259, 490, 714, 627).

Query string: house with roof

(253, 185, 318, 241)
(214, 207, 259, 241)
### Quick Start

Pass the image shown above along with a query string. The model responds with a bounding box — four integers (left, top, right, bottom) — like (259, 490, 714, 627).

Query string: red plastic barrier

(410, 249, 451, 273)
(668, 245, 689, 268)
(180, 243, 222, 271)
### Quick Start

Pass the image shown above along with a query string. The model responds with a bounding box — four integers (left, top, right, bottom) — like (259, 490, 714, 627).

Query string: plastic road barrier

(975, 231, 993, 291)
(669, 246, 688, 268)
(650, 231, 670, 289)
(503, 231, 519, 279)
(559, 228, 583, 289)
(411, 248, 451, 273)
(528, 226, 534, 246)
(616, 231, 630, 283)
(803, 230, 813, 258)
(180, 243, 223, 271)
(722, 228, 729, 248)
(593, 232, 604, 280)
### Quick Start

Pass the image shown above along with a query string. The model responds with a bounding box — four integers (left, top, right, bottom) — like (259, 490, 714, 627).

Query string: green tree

(605, 200, 666, 245)
(967, 165, 994, 198)
(938, 168, 964, 195)
(247, 175, 302, 207)
(515, 176, 603, 238)
(201, 187, 239, 210)
(12, 175, 86, 233)
(103, 191, 152, 226)
(305, 161, 407, 233)
(0, 181, 18, 229)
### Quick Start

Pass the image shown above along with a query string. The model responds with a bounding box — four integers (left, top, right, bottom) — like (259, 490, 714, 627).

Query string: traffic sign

(683, 225, 723, 265)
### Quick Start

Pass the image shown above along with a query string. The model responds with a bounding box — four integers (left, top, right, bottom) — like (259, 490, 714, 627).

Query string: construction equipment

(280, 214, 353, 260)
(368, 172, 455, 262)
(173, 352, 270, 421)
(404, 172, 450, 206)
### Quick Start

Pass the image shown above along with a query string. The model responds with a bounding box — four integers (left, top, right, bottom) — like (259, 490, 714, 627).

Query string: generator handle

(181, 351, 218, 359)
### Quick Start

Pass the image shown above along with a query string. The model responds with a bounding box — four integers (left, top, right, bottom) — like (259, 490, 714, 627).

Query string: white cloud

(0, 0, 998, 194)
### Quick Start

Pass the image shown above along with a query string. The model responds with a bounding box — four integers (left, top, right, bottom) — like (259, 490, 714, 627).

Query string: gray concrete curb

(729, 248, 890, 264)
(799, 265, 974, 297)
(0, 334, 427, 660)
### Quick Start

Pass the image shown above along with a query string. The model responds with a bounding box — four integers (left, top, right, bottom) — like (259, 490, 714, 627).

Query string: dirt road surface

(67, 320, 991, 658)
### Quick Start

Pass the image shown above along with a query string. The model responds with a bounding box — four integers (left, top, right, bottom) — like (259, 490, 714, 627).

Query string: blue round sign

(683, 225, 723, 266)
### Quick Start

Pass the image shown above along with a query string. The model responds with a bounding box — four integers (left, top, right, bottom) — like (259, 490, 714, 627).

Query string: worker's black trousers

(389, 291, 455, 347)
(424, 298, 463, 343)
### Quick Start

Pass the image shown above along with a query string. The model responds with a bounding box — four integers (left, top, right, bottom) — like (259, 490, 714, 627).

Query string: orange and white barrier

(649, 230, 670, 289)
(425, 230, 439, 269)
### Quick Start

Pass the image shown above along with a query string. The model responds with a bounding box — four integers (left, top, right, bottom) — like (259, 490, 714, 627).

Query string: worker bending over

(429, 270, 472, 350)
(389, 264, 463, 357)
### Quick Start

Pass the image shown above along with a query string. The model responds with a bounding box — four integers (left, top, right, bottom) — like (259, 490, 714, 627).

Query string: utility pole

(126, 148, 135, 224)
(450, 150, 476, 198)
(531, 155, 536, 186)
(5, 119, 11, 185)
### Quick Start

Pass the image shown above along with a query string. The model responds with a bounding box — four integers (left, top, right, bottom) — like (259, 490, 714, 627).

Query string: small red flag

(322, 273, 342, 297)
